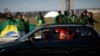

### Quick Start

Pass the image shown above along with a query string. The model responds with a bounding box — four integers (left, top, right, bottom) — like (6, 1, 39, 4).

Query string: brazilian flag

(0, 20, 36, 37)
(0, 20, 18, 37)
(29, 24, 36, 31)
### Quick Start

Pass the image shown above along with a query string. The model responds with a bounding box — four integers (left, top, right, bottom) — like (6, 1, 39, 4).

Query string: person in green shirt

(15, 12, 26, 37)
(37, 12, 45, 27)
(68, 10, 78, 24)
(63, 10, 69, 24)
(54, 11, 64, 24)
(22, 14, 30, 34)
(37, 12, 45, 38)
(78, 12, 87, 24)
(83, 9, 88, 24)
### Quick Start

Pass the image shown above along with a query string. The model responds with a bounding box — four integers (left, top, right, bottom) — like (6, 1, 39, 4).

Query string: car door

(17, 29, 50, 56)
(71, 27, 99, 52)
(47, 27, 72, 55)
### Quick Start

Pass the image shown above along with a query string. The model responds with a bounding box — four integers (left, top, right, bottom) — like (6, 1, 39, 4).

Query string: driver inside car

(55, 28, 75, 40)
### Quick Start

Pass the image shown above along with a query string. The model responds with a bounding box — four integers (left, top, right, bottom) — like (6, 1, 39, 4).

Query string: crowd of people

(0, 9, 99, 38)
(53, 10, 99, 40)
(36, 9, 99, 40)
(36, 9, 99, 27)
(0, 12, 29, 37)
(54, 9, 99, 26)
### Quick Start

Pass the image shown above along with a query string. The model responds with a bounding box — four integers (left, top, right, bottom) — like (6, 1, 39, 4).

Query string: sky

(0, 0, 100, 12)
(75, 0, 100, 9)
(0, 0, 61, 12)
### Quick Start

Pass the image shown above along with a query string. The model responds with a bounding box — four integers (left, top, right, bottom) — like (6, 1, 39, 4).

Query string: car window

(52, 27, 98, 40)
(78, 29, 91, 36)
(73, 27, 98, 39)
(51, 27, 75, 40)
(28, 26, 98, 42)
(31, 29, 50, 41)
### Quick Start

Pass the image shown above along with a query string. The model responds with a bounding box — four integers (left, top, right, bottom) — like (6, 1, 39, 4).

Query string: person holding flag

(15, 12, 26, 37)
(0, 13, 18, 37)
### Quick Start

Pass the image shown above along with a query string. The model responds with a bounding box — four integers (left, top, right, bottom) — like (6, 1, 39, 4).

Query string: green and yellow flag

(0, 20, 18, 37)
(0, 19, 36, 37)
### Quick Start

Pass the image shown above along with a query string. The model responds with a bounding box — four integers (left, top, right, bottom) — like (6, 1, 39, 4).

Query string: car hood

(0, 37, 17, 44)
(0, 39, 20, 49)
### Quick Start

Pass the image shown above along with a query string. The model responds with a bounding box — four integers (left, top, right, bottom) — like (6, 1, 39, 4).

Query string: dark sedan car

(0, 24, 100, 56)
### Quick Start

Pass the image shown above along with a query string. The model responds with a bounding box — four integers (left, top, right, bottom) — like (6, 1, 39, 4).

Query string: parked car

(0, 24, 100, 56)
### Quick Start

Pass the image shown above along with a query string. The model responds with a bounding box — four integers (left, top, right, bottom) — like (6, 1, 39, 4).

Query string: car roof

(42, 24, 93, 28)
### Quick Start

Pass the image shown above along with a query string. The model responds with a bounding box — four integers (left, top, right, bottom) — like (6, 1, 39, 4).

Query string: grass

(0, 14, 100, 32)
(94, 15, 100, 31)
